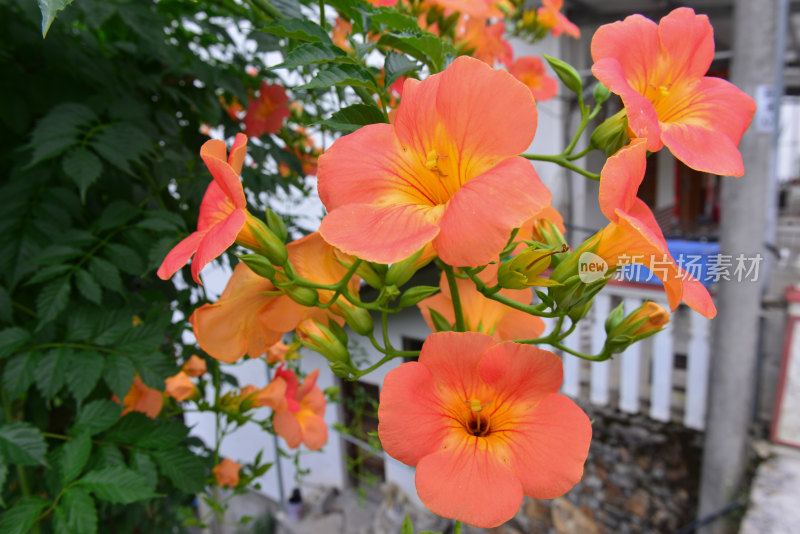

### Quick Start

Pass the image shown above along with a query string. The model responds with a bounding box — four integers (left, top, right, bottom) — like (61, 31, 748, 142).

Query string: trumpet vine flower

(318, 56, 549, 267)
(213, 458, 241, 487)
(418, 263, 545, 340)
(508, 56, 558, 102)
(119, 376, 163, 418)
(244, 81, 290, 138)
(269, 367, 328, 450)
(595, 139, 716, 318)
(591, 7, 755, 176)
(537, 0, 580, 38)
(379, 332, 591, 527)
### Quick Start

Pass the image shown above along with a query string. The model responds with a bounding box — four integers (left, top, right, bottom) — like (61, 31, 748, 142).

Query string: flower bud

(265, 207, 288, 242)
(593, 82, 611, 105)
(237, 254, 277, 279)
(282, 285, 319, 307)
(245, 217, 288, 266)
(590, 109, 631, 157)
(605, 301, 670, 354)
(334, 249, 384, 289)
(397, 285, 440, 308)
(298, 319, 351, 366)
(385, 246, 435, 287)
(497, 247, 563, 289)
(336, 304, 374, 336)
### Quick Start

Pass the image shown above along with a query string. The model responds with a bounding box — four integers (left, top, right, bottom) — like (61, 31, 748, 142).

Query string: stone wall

(504, 405, 704, 534)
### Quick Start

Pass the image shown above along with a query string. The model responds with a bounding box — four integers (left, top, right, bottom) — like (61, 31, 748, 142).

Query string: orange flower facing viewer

(378, 332, 591, 527)
(165, 371, 196, 402)
(594, 139, 716, 318)
(537, 0, 580, 38)
(213, 458, 241, 487)
(269, 366, 328, 450)
(318, 56, 549, 267)
(243, 81, 290, 138)
(182, 354, 207, 377)
(591, 7, 755, 176)
(418, 263, 545, 341)
(119, 376, 163, 418)
(157, 134, 263, 283)
(508, 56, 558, 102)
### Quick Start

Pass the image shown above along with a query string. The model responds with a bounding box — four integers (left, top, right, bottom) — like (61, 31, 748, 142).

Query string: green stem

(551, 341, 611, 362)
(443, 264, 466, 331)
(566, 144, 594, 161)
(465, 271, 560, 318)
(248, 0, 283, 20)
(318, 0, 326, 28)
(521, 153, 600, 181)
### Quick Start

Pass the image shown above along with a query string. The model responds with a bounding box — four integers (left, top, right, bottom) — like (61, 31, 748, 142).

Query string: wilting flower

(536, 0, 580, 38)
(318, 56, 549, 267)
(591, 7, 755, 176)
(190, 232, 357, 363)
(418, 263, 545, 340)
(508, 56, 558, 102)
(182, 354, 207, 377)
(213, 458, 242, 487)
(119, 376, 163, 418)
(244, 81, 290, 138)
(157, 134, 265, 283)
(594, 139, 716, 317)
(165, 371, 196, 402)
(379, 332, 591, 527)
(457, 18, 513, 67)
(265, 367, 328, 450)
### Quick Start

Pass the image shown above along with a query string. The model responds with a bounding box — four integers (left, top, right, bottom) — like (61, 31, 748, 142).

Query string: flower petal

(678, 268, 717, 318)
(200, 139, 247, 208)
(591, 14, 659, 94)
(319, 203, 441, 265)
(157, 231, 204, 280)
(228, 133, 248, 176)
(658, 8, 714, 82)
(415, 436, 523, 528)
(417, 331, 495, 398)
(434, 157, 548, 266)
(298, 412, 328, 450)
(501, 394, 591, 498)
(598, 139, 648, 222)
(191, 208, 246, 283)
(378, 361, 455, 466)
(493, 310, 545, 341)
(478, 341, 563, 406)
(273, 411, 303, 449)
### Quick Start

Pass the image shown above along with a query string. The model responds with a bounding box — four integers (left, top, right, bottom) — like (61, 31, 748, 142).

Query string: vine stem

(443, 264, 466, 331)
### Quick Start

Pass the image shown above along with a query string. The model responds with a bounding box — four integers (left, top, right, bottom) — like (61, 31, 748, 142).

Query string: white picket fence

(550, 282, 712, 430)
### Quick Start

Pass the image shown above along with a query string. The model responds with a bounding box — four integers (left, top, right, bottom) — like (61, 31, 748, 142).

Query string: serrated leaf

(55, 488, 97, 534)
(0, 327, 31, 359)
(72, 400, 122, 436)
(25, 264, 73, 286)
(88, 256, 124, 294)
(152, 448, 206, 494)
(61, 433, 91, 484)
(27, 103, 95, 166)
(79, 465, 156, 504)
(103, 353, 136, 399)
(104, 243, 143, 275)
(0, 496, 48, 534)
(0, 287, 11, 323)
(90, 123, 151, 175)
(65, 350, 104, 404)
(38, 0, 75, 36)
(62, 148, 102, 202)
(370, 9, 419, 32)
(543, 54, 583, 95)
(104, 414, 187, 449)
(93, 314, 132, 346)
(3, 352, 42, 399)
(384, 51, 419, 88)
(35, 346, 70, 400)
(376, 31, 451, 72)
(130, 451, 158, 488)
(32, 244, 83, 266)
(272, 42, 350, 70)
(296, 64, 378, 91)
(116, 323, 163, 354)
(93, 444, 124, 466)
(261, 18, 331, 43)
(74, 269, 102, 305)
(0, 422, 47, 466)
(129, 352, 172, 389)
(317, 103, 387, 132)
(36, 276, 71, 327)
(93, 200, 140, 232)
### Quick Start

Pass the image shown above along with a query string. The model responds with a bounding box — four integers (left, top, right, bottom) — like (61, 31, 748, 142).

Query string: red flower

(244, 81, 290, 138)
(267, 367, 328, 450)
(591, 7, 755, 176)
(318, 56, 549, 267)
(379, 332, 591, 527)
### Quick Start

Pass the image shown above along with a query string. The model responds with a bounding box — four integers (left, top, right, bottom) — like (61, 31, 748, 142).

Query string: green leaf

(78, 465, 157, 504)
(36, 276, 71, 327)
(27, 103, 96, 166)
(3, 352, 42, 399)
(129, 352, 172, 389)
(370, 9, 419, 32)
(384, 51, 419, 88)
(88, 256, 124, 294)
(317, 103, 387, 132)
(0, 327, 31, 359)
(0, 286, 11, 323)
(152, 448, 206, 494)
(32, 244, 83, 266)
(61, 433, 91, 484)
(72, 400, 122, 436)
(130, 451, 158, 488)
(74, 269, 102, 305)
(25, 264, 73, 285)
(261, 18, 331, 43)
(296, 64, 378, 91)
(543, 54, 583, 96)
(90, 123, 152, 175)
(65, 350, 104, 404)
(0, 453, 7, 506)
(104, 414, 188, 450)
(93, 200, 140, 232)
(103, 354, 136, 399)
(273, 42, 350, 70)
(62, 148, 102, 202)
(401, 512, 413, 534)
(55, 488, 97, 534)
(38, 0, 75, 37)
(0, 422, 48, 466)
(35, 346, 70, 400)
(428, 308, 453, 332)
(376, 31, 452, 72)
(0, 496, 48, 534)
(104, 243, 143, 275)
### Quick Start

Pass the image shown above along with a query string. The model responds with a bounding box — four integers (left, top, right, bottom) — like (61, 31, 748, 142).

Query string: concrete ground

(740, 444, 800, 534)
